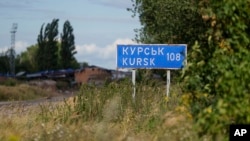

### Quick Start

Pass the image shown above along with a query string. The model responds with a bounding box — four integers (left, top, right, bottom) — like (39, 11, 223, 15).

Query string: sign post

(166, 70, 170, 97)
(132, 69, 136, 99)
(117, 44, 187, 97)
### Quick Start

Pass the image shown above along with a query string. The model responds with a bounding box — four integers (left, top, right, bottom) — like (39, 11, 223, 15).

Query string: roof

(75, 65, 111, 73)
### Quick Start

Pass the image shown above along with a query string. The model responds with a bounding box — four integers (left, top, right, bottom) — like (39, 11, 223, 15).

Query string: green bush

(181, 0, 250, 139)
(196, 48, 250, 139)
(0, 78, 19, 86)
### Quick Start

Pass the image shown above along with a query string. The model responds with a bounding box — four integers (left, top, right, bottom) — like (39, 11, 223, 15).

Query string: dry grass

(0, 82, 202, 141)
(0, 104, 40, 141)
(0, 84, 54, 101)
(0, 98, 199, 141)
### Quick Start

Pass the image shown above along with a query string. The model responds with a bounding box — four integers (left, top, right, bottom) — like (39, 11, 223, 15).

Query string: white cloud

(1, 38, 137, 70)
(15, 41, 29, 54)
(0, 40, 29, 55)
(75, 38, 135, 69)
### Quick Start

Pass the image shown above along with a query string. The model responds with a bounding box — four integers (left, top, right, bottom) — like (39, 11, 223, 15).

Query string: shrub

(0, 78, 19, 86)
(181, 0, 250, 139)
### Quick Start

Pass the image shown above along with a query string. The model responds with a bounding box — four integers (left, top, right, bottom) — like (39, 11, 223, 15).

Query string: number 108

(166, 53, 181, 61)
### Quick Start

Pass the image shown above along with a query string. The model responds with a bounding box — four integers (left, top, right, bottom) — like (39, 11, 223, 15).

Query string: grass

(0, 79, 57, 101)
(0, 84, 53, 101)
(0, 79, 204, 141)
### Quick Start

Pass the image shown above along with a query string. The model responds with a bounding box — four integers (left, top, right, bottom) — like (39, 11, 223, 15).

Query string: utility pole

(9, 23, 18, 76)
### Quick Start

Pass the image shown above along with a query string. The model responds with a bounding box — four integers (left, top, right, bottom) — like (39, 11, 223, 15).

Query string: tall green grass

(0, 79, 200, 141)
(34, 79, 199, 141)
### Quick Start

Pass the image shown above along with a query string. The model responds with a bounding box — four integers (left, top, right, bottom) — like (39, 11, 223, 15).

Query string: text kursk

(121, 46, 165, 67)
(122, 58, 155, 66)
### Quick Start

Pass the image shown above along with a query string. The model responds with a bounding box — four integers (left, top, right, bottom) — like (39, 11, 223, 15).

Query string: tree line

(0, 19, 79, 74)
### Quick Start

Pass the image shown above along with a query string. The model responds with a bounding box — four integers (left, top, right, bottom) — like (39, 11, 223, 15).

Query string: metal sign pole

(166, 70, 170, 97)
(132, 69, 136, 99)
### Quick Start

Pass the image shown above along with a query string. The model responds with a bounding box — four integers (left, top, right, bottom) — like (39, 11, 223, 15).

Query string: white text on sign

(122, 46, 165, 56)
(122, 58, 155, 66)
(117, 44, 187, 69)
(166, 53, 181, 61)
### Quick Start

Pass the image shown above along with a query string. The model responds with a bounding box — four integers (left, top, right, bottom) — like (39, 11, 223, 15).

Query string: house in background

(74, 65, 112, 85)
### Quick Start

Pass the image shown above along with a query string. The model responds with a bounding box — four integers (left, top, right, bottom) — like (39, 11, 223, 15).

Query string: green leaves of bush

(193, 48, 250, 138)
(181, 1, 250, 139)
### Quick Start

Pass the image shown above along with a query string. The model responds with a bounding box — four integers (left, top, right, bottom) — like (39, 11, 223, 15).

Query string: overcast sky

(0, 0, 140, 69)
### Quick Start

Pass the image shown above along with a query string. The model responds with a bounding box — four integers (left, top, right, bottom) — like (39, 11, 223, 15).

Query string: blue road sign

(117, 44, 187, 69)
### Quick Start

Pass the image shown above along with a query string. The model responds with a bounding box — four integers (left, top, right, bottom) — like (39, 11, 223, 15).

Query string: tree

(130, 0, 250, 138)
(129, 0, 208, 80)
(60, 20, 77, 69)
(37, 19, 59, 70)
(37, 23, 46, 70)
(129, 0, 207, 46)
(0, 52, 9, 73)
(15, 45, 39, 72)
(179, 0, 250, 138)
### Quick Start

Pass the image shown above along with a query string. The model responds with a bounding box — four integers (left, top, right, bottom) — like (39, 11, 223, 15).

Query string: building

(74, 65, 112, 85)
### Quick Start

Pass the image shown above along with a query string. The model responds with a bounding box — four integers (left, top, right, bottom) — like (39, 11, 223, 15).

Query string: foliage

(60, 20, 77, 69)
(2, 19, 79, 74)
(2, 0, 250, 140)
(129, 0, 209, 80)
(0, 81, 199, 141)
(131, 0, 250, 139)
(37, 19, 60, 70)
(0, 78, 19, 86)
(181, 0, 250, 139)
(9, 18, 80, 73)
(198, 48, 250, 139)
(0, 52, 9, 73)
(35, 80, 198, 141)
(16, 45, 39, 72)
(129, 0, 207, 45)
